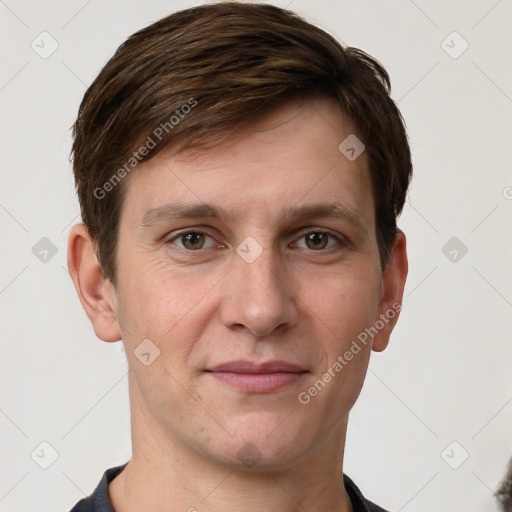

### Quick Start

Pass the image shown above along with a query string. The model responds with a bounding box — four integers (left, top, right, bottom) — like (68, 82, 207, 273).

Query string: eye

(169, 231, 217, 250)
(294, 231, 340, 251)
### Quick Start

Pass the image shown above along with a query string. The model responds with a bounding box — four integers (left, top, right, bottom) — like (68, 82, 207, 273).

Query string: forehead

(120, 97, 374, 230)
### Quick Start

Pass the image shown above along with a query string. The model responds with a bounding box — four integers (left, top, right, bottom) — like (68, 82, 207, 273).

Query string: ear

(67, 223, 121, 342)
(372, 230, 408, 352)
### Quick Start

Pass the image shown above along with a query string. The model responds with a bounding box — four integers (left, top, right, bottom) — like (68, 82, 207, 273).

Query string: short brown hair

(71, 1, 412, 284)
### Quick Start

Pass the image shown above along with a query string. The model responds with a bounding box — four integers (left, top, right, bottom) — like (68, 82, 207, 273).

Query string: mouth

(205, 360, 308, 393)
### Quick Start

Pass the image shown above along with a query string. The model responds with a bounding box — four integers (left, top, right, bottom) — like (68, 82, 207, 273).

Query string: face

(108, 97, 401, 470)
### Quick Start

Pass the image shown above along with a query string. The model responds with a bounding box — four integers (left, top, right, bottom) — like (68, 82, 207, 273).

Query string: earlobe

(372, 230, 408, 352)
(67, 223, 121, 342)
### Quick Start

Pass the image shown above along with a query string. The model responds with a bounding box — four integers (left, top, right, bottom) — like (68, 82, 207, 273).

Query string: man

(67, 2, 411, 511)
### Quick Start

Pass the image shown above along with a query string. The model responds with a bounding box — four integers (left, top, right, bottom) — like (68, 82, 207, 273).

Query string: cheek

(116, 257, 219, 366)
(308, 267, 381, 410)
(117, 268, 210, 421)
(299, 288, 375, 430)
(300, 264, 382, 340)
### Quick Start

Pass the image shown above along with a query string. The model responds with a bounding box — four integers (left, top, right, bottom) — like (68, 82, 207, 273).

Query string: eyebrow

(140, 201, 366, 232)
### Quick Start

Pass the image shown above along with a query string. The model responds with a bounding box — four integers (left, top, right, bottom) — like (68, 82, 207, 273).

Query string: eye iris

(306, 232, 328, 250)
(182, 232, 204, 250)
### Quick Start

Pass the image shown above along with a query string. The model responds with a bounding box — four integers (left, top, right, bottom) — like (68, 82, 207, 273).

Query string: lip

(208, 360, 305, 373)
(205, 360, 308, 393)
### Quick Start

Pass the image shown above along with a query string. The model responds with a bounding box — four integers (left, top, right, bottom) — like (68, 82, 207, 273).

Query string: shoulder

(343, 474, 391, 512)
(69, 464, 127, 512)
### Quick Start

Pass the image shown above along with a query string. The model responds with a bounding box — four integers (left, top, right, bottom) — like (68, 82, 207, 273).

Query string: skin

(68, 96, 408, 512)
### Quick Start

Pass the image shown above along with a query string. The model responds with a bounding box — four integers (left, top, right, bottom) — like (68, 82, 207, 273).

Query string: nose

(219, 246, 300, 337)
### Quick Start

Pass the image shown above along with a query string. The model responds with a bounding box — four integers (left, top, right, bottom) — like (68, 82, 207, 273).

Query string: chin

(203, 413, 315, 471)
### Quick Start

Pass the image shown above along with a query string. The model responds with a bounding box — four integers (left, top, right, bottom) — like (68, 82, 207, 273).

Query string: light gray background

(1, 1, 511, 511)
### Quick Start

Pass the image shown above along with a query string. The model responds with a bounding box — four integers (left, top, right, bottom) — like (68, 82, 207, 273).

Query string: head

(68, 2, 411, 470)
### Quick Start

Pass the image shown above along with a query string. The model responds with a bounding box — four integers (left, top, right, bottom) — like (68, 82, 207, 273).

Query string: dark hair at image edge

(71, 1, 412, 284)
(496, 458, 512, 512)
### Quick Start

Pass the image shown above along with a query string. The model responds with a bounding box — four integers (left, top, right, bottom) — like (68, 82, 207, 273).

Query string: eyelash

(166, 229, 345, 252)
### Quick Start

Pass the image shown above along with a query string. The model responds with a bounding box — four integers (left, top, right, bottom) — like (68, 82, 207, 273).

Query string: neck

(109, 380, 353, 512)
